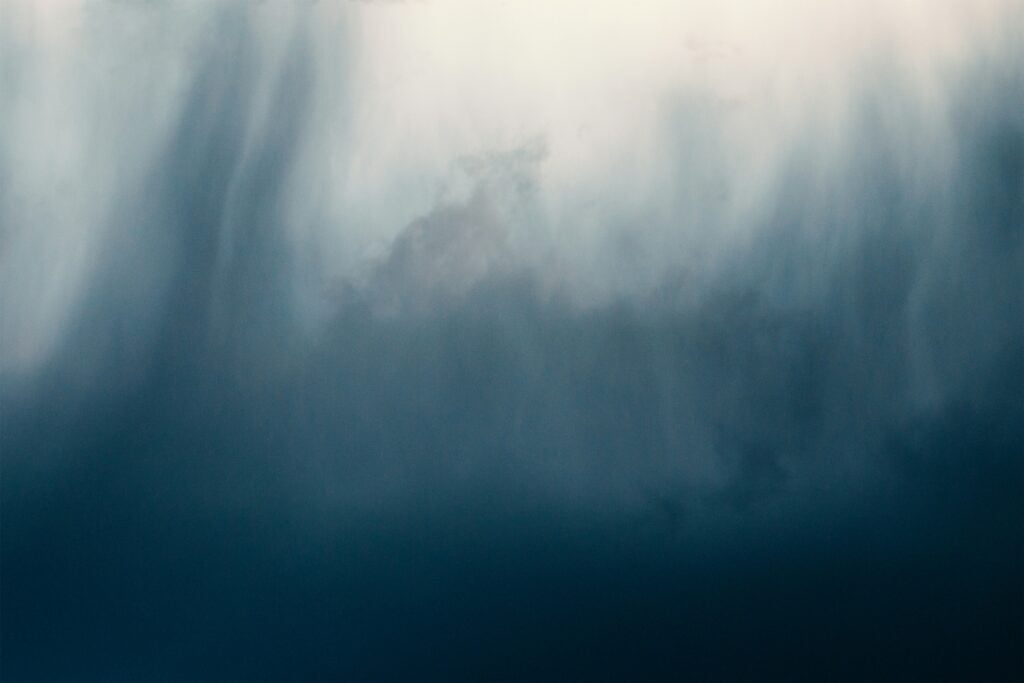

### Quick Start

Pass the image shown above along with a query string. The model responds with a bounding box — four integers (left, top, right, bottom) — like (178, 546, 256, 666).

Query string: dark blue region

(3, 259, 1021, 681)
(1, 371, 1021, 682)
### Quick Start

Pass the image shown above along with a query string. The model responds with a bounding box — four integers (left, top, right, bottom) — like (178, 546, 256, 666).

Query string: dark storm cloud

(2, 3, 1022, 682)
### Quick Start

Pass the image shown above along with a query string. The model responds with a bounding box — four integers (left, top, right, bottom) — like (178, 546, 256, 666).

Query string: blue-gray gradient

(1, 2, 1021, 681)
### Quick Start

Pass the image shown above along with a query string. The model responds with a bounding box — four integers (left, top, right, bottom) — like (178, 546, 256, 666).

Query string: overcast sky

(2, 2, 1022, 680)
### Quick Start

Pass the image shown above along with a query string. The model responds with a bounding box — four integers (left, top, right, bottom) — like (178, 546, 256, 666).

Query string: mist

(2, 2, 1022, 681)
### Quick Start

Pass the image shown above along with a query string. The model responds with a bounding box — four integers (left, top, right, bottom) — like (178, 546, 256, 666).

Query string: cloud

(1, 2, 1021, 681)
(354, 138, 547, 315)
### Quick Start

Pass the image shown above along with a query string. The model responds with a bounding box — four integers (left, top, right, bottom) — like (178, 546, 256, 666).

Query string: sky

(1, 1, 1022, 680)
